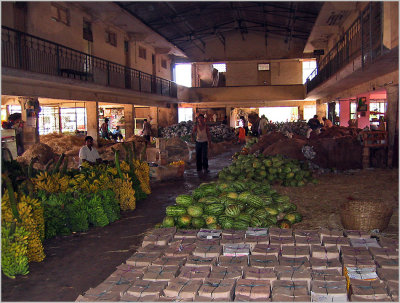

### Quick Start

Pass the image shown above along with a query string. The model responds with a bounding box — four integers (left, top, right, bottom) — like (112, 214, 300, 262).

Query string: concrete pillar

(192, 105, 197, 122)
(298, 104, 304, 121)
(123, 104, 135, 140)
(386, 85, 399, 167)
(149, 106, 158, 137)
(316, 100, 325, 122)
(225, 107, 231, 126)
(19, 97, 40, 148)
(86, 101, 99, 143)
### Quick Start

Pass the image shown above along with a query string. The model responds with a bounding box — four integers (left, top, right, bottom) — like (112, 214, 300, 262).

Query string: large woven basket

(340, 200, 394, 231)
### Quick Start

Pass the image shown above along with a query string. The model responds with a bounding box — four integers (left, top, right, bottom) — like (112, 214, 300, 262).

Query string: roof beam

(230, 2, 247, 41)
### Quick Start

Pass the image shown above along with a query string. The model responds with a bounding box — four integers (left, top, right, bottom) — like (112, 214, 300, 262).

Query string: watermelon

(237, 213, 251, 223)
(250, 216, 263, 227)
(277, 219, 292, 229)
(221, 217, 234, 229)
(187, 205, 203, 218)
(166, 205, 187, 217)
(192, 217, 206, 228)
(177, 214, 192, 228)
(199, 196, 220, 204)
(238, 191, 252, 202)
(284, 213, 297, 224)
(252, 187, 264, 195)
(225, 205, 241, 218)
(175, 195, 194, 207)
(265, 207, 279, 216)
(244, 207, 257, 216)
(162, 216, 175, 227)
(207, 223, 219, 229)
(253, 209, 268, 220)
(233, 220, 249, 230)
(262, 218, 275, 228)
(261, 195, 273, 204)
(227, 192, 238, 200)
(204, 215, 218, 225)
(204, 204, 225, 216)
(247, 195, 265, 208)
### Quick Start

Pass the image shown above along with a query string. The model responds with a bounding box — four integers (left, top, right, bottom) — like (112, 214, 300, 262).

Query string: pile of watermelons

(219, 154, 317, 187)
(162, 180, 302, 230)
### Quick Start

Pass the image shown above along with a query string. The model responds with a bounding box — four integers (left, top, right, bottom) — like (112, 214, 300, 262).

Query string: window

(83, 20, 93, 42)
(105, 31, 117, 47)
(350, 101, 357, 119)
(178, 108, 193, 123)
(302, 59, 317, 83)
(60, 107, 86, 133)
(258, 63, 270, 71)
(51, 3, 69, 25)
(213, 63, 226, 73)
(38, 106, 59, 135)
(175, 63, 192, 87)
(139, 46, 147, 59)
(303, 105, 316, 121)
(161, 59, 167, 69)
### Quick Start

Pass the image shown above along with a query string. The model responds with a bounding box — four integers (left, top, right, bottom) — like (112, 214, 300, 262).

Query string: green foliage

(86, 194, 109, 227)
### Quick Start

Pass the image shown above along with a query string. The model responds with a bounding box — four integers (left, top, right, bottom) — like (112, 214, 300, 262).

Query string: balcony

(305, 2, 396, 97)
(1, 26, 177, 99)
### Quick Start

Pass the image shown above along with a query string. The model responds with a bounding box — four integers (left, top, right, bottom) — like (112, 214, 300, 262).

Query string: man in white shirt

(79, 136, 102, 168)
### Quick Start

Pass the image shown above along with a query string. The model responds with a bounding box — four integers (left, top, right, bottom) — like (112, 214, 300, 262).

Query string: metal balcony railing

(1, 26, 177, 98)
(306, 2, 386, 93)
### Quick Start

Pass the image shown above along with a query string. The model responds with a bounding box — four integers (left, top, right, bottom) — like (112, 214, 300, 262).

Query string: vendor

(7, 113, 24, 156)
(322, 117, 333, 128)
(111, 126, 123, 142)
(78, 136, 102, 168)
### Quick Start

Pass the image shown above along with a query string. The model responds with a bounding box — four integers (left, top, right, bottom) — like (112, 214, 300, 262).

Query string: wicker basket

(340, 200, 394, 231)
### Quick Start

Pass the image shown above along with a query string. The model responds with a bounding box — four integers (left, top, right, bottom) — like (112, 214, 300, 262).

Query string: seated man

(78, 136, 102, 168)
(111, 126, 123, 142)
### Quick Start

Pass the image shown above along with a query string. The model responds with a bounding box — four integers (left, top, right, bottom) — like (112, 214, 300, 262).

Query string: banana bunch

(32, 172, 70, 193)
(114, 174, 136, 211)
(119, 161, 131, 173)
(107, 167, 118, 176)
(133, 160, 151, 195)
(21, 194, 45, 241)
(1, 223, 30, 279)
(2, 190, 45, 263)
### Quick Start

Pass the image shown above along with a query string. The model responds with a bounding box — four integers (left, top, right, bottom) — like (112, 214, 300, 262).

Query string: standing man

(258, 114, 268, 136)
(79, 136, 102, 168)
(100, 118, 110, 140)
(142, 118, 152, 143)
(307, 115, 322, 138)
(192, 114, 212, 173)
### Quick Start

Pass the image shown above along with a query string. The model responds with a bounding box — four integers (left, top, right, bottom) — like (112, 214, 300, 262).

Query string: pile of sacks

(76, 227, 398, 302)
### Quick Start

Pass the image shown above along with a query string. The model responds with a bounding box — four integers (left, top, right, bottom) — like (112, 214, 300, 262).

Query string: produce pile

(263, 121, 309, 137)
(221, 154, 316, 187)
(162, 178, 303, 231)
(1, 142, 151, 279)
(160, 121, 235, 143)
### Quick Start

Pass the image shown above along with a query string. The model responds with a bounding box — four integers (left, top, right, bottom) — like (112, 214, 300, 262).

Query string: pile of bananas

(169, 160, 185, 167)
(32, 171, 70, 193)
(132, 159, 151, 195)
(114, 173, 136, 211)
(2, 190, 45, 263)
(1, 223, 29, 278)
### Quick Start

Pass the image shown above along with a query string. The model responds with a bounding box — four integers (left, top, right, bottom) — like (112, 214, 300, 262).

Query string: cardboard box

(126, 280, 168, 298)
(84, 284, 125, 300)
(197, 278, 236, 301)
(221, 234, 245, 241)
(138, 244, 168, 254)
(142, 234, 173, 247)
(142, 266, 180, 282)
(251, 244, 280, 258)
(271, 294, 311, 302)
(249, 255, 278, 269)
(310, 258, 342, 274)
(151, 227, 177, 237)
(80, 289, 120, 302)
(195, 239, 220, 246)
(245, 236, 269, 249)
(386, 280, 399, 301)
(378, 237, 399, 250)
(268, 227, 293, 237)
(209, 266, 243, 280)
(295, 235, 321, 247)
(169, 238, 197, 247)
(341, 246, 372, 258)
(220, 238, 245, 246)
(342, 256, 376, 268)
(350, 279, 388, 300)
(223, 244, 251, 256)
(344, 266, 378, 281)
(294, 230, 319, 238)
(311, 269, 345, 282)
(311, 245, 339, 260)
(163, 278, 202, 299)
(243, 267, 277, 281)
(350, 294, 392, 301)
(322, 236, 350, 251)
(279, 256, 311, 268)
(178, 266, 211, 281)
(275, 266, 312, 289)
(222, 229, 246, 237)
(164, 243, 197, 257)
(281, 246, 310, 259)
(369, 247, 398, 259)
(157, 297, 193, 302)
(271, 280, 309, 296)
(126, 252, 163, 267)
(376, 268, 398, 282)
(152, 257, 187, 268)
(234, 294, 271, 301)
(235, 278, 271, 299)
(318, 229, 343, 241)
(174, 230, 199, 239)
(350, 238, 380, 249)
(120, 293, 160, 301)
(345, 230, 371, 239)
(197, 229, 222, 240)
(218, 256, 249, 268)
(192, 245, 222, 258)
(246, 228, 269, 237)
(109, 263, 147, 281)
(269, 236, 295, 248)
(374, 256, 399, 269)
(185, 256, 217, 267)
(310, 280, 348, 302)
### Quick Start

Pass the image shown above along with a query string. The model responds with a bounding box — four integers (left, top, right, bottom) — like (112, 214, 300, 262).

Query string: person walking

(142, 118, 152, 143)
(192, 114, 211, 173)
(239, 116, 249, 136)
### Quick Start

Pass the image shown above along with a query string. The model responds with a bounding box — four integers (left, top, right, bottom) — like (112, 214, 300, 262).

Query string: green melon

(225, 205, 241, 218)
(250, 216, 263, 228)
(187, 205, 204, 218)
(177, 214, 192, 228)
(166, 205, 187, 217)
(204, 204, 225, 216)
(175, 195, 194, 207)
(162, 216, 175, 227)
(192, 217, 206, 228)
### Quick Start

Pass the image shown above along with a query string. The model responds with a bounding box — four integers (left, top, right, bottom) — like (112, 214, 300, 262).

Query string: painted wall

(355, 94, 370, 129)
(383, 1, 399, 50)
(270, 61, 303, 85)
(339, 100, 350, 127)
(226, 62, 258, 86)
(158, 107, 178, 128)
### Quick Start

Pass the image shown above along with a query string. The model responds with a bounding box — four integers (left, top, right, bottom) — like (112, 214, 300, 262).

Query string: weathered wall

(134, 107, 150, 118)
(270, 61, 303, 85)
(383, 1, 399, 50)
(226, 62, 258, 86)
(339, 100, 350, 127)
(158, 107, 178, 128)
